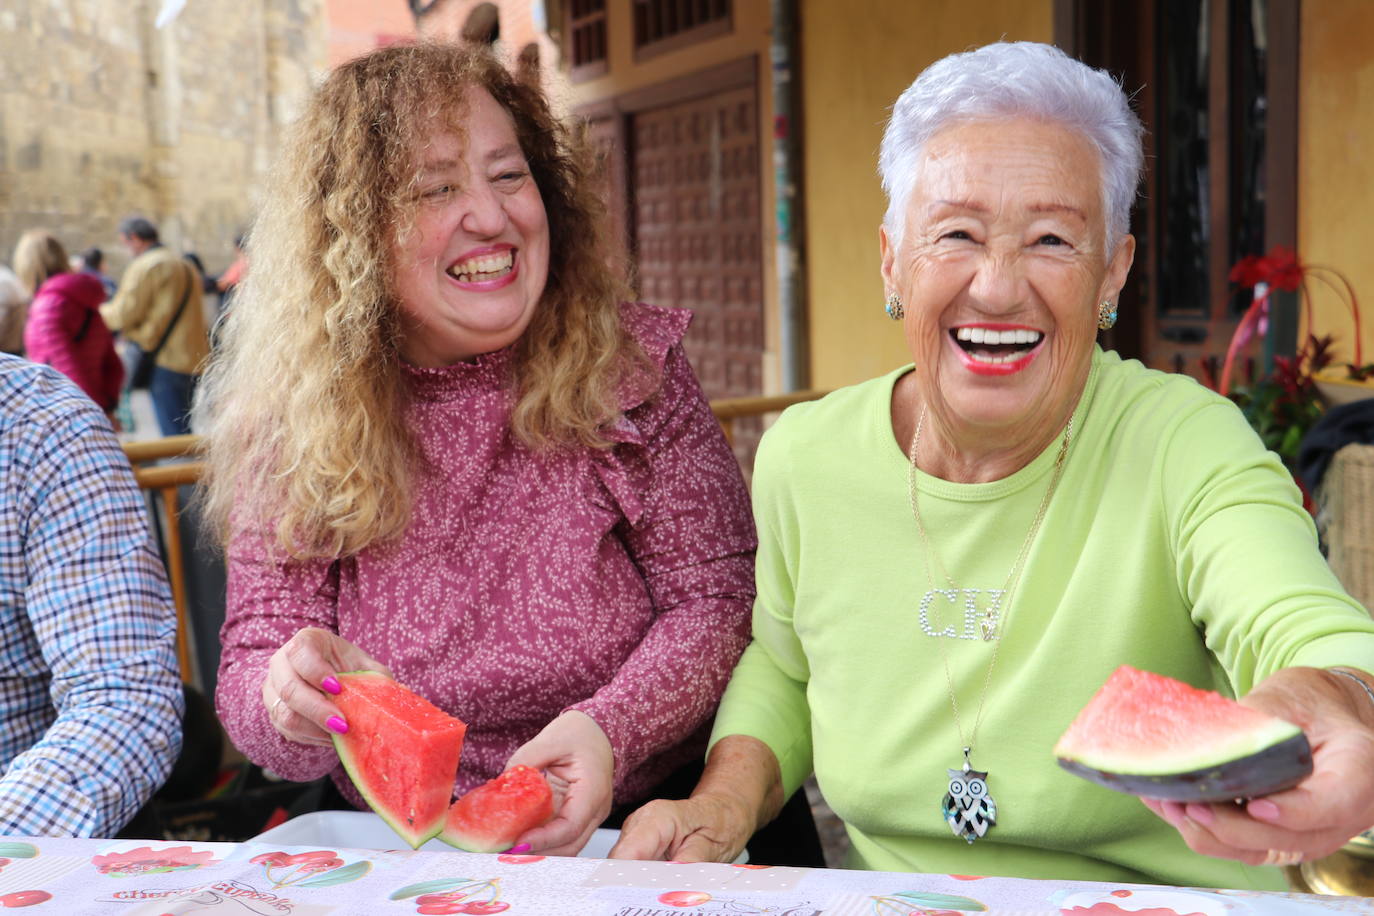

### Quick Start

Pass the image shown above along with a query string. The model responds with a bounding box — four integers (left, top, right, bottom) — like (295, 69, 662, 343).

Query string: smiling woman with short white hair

(613, 41, 1374, 889)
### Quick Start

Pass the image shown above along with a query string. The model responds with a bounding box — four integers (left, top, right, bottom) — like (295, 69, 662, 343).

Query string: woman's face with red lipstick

(391, 87, 550, 367)
(880, 117, 1134, 444)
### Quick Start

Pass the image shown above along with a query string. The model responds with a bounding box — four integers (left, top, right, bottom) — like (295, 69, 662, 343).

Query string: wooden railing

(710, 389, 828, 447)
(121, 438, 204, 684)
(120, 388, 828, 683)
(119, 390, 830, 469)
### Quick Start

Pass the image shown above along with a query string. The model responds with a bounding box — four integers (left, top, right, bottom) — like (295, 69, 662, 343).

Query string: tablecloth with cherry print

(0, 837, 1365, 915)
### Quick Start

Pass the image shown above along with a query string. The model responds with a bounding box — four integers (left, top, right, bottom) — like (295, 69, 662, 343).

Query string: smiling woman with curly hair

(195, 42, 816, 860)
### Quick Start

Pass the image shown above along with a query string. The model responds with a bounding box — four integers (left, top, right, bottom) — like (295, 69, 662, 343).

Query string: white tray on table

(250, 810, 622, 857)
(251, 809, 747, 861)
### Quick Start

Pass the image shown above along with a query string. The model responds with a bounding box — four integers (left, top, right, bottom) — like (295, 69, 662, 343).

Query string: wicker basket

(1319, 444, 1374, 614)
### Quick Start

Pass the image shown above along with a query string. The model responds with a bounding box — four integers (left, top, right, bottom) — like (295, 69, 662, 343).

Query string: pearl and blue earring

(1097, 299, 1118, 330)
(886, 292, 905, 321)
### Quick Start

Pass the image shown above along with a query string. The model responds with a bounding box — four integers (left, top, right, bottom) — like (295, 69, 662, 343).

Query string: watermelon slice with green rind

(440, 765, 555, 853)
(330, 671, 468, 848)
(1054, 665, 1312, 802)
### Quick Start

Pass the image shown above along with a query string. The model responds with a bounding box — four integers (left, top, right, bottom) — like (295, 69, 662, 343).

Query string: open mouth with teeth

(446, 249, 515, 283)
(951, 325, 1045, 366)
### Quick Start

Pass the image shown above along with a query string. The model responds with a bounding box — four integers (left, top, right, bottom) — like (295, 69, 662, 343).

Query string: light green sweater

(714, 348, 1374, 889)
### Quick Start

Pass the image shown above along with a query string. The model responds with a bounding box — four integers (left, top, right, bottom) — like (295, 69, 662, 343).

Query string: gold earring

(885, 292, 904, 320)
(1097, 300, 1118, 330)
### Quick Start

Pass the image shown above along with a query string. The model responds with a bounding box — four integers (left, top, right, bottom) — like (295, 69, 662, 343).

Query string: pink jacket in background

(23, 272, 123, 411)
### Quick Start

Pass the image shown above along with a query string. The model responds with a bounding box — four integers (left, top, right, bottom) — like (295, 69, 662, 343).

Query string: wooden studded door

(631, 82, 765, 465)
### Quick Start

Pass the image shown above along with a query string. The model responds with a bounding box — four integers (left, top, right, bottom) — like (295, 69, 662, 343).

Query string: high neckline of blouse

(401, 344, 515, 401)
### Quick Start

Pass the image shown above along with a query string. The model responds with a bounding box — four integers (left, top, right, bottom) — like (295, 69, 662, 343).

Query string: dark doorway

(1057, 0, 1298, 380)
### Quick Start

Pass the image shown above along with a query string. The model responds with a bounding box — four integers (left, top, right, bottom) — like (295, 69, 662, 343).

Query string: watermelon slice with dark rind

(1054, 665, 1313, 803)
(330, 671, 467, 848)
(439, 765, 555, 853)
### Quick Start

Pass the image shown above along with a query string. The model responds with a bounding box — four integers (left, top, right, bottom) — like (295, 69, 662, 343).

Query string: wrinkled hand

(505, 710, 614, 856)
(261, 627, 391, 748)
(608, 793, 754, 863)
(1141, 666, 1374, 865)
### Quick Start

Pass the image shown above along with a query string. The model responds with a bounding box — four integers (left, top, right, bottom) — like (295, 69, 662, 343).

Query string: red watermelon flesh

(1054, 665, 1312, 802)
(440, 765, 555, 853)
(330, 671, 467, 848)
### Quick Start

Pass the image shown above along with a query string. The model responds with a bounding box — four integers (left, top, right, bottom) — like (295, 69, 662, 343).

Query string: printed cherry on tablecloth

(863, 890, 989, 915)
(248, 849, 372, 889)
(0, 890, 50, 908)
(390, 876, 508, 914)
(89, 845, 219, 877)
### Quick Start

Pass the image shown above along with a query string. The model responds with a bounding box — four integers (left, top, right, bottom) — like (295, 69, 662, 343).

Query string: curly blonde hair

(196, 42, 638, 560)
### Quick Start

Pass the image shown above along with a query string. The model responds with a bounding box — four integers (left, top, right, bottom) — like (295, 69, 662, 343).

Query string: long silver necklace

(907, 407, 1074, 844)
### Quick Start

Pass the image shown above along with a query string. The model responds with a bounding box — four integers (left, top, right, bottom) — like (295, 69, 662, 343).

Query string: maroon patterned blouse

(215, 304, 756, 808)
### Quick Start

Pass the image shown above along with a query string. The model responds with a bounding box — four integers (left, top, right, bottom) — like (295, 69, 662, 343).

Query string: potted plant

(1220, 245, 1369, 408)
(1226, 332, 1333, 468)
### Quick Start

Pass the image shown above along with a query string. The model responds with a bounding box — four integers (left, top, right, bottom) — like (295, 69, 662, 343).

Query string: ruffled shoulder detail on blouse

(590, 302, 695, 527)
(613, 301, 689, 409)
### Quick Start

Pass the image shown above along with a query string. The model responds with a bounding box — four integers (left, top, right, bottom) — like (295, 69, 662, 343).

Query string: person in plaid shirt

(0, 353, 183, 836)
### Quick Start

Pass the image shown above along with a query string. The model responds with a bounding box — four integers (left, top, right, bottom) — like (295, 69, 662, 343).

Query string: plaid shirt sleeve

(0, 360, 184, 837)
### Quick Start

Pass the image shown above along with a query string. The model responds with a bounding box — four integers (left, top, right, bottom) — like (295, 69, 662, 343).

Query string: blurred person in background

(0, 265, 25, 355)
(183, 251, 221, 331)
(14, 230, 123, 416)
(102, 216, 209, 436)
(77, 247, 119, 299)
(182, 251, 213, 294)
(215, 234, 248, 310)
(207, 235, 249, 351)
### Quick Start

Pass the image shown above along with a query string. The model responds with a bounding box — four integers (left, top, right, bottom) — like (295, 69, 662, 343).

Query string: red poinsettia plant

(1217, 245, 1367, 480)
(1220, 244, 1363, 396)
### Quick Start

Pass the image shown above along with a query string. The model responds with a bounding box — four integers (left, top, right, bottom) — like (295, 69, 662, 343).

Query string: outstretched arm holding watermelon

(1139, 665, 1374, 867)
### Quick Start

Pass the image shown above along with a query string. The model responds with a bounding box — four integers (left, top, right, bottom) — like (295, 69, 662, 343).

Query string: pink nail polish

(326, 715, 349, 735)
(321, 676, 341, 695)
(1160, 801, 1186, 828)
(1185, 803, 1214, 826)
(1249, 799, 1281, 821)
(506, 843, 532, 854)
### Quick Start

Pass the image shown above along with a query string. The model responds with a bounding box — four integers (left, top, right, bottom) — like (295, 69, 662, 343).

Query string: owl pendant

(942, 752, 997, 844)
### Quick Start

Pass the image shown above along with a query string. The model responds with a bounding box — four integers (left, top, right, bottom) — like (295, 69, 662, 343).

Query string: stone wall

(0, 0, 327, 281)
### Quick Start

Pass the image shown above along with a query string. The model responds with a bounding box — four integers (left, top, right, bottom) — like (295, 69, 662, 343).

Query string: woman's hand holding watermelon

(502, 710, 614, 856)
(1140, 666, 1374, 867)
(262, 627, 392, 748)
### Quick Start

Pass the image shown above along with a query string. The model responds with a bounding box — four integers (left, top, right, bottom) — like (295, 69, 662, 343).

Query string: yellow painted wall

(801, 0, 1055, 390)
(1299, 0, 1374, 367)
(564, 0, 772, 104)
(562, 2, 781, 388)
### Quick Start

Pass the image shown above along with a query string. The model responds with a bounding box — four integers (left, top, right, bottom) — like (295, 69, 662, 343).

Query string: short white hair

(878, 41, 1144, 252)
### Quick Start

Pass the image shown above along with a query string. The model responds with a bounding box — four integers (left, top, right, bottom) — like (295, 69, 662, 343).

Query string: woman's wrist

(1328, 667, 1374, 723)
(694, 735, 785, 835)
